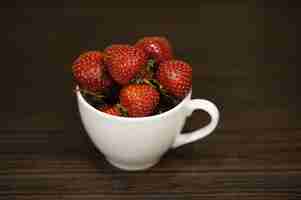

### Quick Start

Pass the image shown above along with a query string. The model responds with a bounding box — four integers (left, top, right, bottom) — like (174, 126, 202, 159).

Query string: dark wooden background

(1, 1, 300, 199)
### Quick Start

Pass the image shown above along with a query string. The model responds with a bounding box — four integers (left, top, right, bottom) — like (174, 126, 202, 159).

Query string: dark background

(1, 1, 300, 199)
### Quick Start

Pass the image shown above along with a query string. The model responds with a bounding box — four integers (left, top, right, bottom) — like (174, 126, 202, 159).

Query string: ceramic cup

(76, 89, 220, 170)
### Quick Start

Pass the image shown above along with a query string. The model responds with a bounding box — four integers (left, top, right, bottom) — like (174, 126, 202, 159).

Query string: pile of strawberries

(72, 36, 192, 117)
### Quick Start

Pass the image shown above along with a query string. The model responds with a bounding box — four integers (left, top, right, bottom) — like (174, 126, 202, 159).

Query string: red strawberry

(135, 36, 173, 63)
(120, 84, 160, 117)
(156, 60, 192, 98)
(103, 44, 131, 58)
(72, 52, 113, 92)
(104, 45, 147, 85)
(74, 51, 104, 65)
(99, 105, 122, 116)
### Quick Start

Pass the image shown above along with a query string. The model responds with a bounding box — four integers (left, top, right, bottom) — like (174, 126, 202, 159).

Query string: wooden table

(2, 2, 300, 199)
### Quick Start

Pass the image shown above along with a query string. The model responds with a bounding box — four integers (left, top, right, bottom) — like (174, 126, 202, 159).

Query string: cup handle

(172, 99, 220, 148)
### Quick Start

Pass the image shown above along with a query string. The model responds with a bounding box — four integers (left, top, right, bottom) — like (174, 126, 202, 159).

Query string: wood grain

(1, 1, 300, 199)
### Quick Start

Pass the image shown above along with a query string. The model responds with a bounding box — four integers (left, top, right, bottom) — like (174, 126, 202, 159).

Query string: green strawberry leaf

(116, 103, 129, 117)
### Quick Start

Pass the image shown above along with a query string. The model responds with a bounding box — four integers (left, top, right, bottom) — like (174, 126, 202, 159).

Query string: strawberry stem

(143, 79, 156, 88)
(144, 79, 166, 93)
(145, 79, 180, 105)
(146, 59, 156, 71)
(75, 87, 105, 99)
(116, 103, 128, 117)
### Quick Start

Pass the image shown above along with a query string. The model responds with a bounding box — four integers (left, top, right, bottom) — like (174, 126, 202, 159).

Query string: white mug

(76, 89, 220, 170)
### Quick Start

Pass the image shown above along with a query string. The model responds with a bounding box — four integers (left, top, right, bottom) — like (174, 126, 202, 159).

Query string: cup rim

(76, 86, 191, 122)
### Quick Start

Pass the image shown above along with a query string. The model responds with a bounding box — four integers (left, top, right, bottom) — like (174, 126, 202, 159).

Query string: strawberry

(104, 44, 147, 85)
(120, 84, 160, 117)
(156, 60, 192, 98)
(73, 51, 104, 65)
(104, 44, 131, 56)
(99, 105, 122, 116)
(72, 51, 113, 92)
(135, 36, 173, 64)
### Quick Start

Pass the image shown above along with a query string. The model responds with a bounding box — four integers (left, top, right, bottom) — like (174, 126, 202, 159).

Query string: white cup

(76, 89, 220, 170)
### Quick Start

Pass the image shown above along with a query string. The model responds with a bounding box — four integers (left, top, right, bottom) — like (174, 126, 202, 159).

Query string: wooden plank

(3, 172, 301, 196)
(5, 193, 301, 200)
(1, 129, 300, 173)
